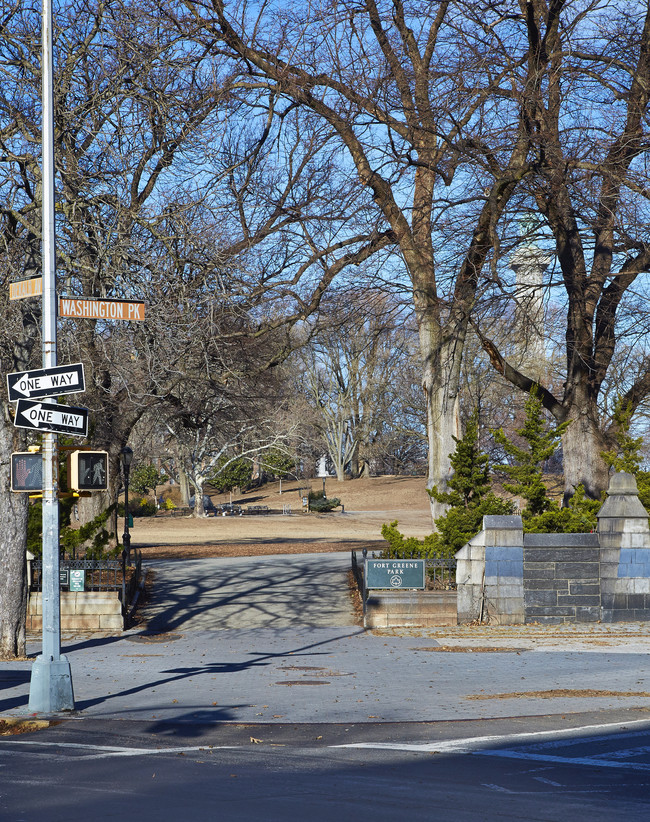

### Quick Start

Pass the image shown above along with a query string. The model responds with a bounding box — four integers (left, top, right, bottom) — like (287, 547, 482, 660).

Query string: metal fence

(29, 548, 143, 622)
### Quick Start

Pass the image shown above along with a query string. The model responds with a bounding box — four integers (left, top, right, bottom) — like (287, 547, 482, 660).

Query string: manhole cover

(127, 632, 183, 643)
(275, 680, 331, 686)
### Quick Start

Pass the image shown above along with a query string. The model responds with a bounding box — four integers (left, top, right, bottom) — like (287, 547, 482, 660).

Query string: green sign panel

(365, 559, 425, 589)
(69, 569, 85, 592)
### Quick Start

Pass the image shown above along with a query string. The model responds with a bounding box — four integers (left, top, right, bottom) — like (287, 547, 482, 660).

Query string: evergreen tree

(382, 412, 513, 559)
(493, 389, 569, 517)
(494, 389, 599, 532)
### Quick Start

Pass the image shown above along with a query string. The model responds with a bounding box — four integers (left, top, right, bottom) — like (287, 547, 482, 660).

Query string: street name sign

(7, 363, 85, 402)
(365, 559, 426, 589)
(14, 398, 89, 437)
(59, 296, 145, 321)
(10, 277, 43, 301)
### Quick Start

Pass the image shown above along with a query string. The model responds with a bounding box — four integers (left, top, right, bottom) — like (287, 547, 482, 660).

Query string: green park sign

(365, 559, 425, 590)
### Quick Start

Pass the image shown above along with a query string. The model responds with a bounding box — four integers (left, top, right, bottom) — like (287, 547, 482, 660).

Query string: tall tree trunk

(561, 397, 609, 504)
(0, 414, 28, 659)
(192, 477, 205, 517)
(179, 465, 191, 506)
(418, 310, 464, 524)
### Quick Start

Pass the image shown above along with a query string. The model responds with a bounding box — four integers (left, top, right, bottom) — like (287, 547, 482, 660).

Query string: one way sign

(7, 363, 85, 402)
(14, 398, 89, 437)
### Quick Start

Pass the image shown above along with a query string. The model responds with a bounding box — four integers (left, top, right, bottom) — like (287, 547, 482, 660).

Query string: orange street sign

(10, 277, 42, 300)
(59, 296, 145, 321)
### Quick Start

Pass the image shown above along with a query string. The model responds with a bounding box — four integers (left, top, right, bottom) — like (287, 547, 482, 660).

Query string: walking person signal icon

(68, 451, 109, 491)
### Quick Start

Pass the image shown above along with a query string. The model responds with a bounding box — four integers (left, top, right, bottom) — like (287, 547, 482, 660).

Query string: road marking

(533, 776, 563, 786)
(333, 718, 650, 755)
(0, 741, 233, 759)
(476, 749, 650, 772)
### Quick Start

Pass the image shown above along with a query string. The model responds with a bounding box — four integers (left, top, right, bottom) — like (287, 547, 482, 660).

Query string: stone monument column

(509, 243, 550, 381)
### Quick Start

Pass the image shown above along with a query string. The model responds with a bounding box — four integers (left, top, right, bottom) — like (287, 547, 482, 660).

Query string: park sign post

(27, 0, 74, 713)
(7, 362, 85, 402)
(365, 559, 426, 590)
(362, 558, 426, 629)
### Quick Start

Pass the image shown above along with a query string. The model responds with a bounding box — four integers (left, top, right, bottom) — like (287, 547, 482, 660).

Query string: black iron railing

(29, 548, 142, 624)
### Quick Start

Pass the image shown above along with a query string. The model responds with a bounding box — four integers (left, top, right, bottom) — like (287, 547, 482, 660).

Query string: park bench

(246, 505, 269, 515)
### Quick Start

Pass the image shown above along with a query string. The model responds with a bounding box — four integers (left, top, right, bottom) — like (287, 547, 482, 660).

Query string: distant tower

(509, 222, 550, 380)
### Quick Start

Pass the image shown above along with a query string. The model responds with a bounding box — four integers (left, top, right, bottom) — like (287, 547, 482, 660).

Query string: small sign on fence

(69, 570, 85, 592)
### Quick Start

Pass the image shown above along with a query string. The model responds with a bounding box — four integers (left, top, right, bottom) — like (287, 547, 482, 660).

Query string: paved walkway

(139, 553, 354, 631)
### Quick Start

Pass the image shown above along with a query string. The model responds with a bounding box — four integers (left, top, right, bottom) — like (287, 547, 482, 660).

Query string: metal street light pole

(121, 447, 133, 562)
(28, 0, 74, 712)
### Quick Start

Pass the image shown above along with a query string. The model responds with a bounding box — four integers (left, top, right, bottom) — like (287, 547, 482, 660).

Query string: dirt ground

(131, 476, 434, 559)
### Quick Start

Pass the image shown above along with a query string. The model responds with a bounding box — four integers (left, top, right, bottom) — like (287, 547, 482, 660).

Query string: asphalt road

(2, 715, 650, 821)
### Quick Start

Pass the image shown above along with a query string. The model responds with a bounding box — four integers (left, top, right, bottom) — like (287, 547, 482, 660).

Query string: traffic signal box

(68, 450, 109, 491)
(11, 452, 43, 492)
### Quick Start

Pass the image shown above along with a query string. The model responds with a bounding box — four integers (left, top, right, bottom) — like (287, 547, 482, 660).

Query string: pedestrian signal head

(69, 451, 109, 491)
(11, 452, 43, 492)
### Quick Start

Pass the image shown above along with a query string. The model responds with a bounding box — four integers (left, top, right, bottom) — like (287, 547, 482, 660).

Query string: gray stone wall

(523, 534, 600, 624)
(455, 472, 650, 625)
(456, 516, 524, 625)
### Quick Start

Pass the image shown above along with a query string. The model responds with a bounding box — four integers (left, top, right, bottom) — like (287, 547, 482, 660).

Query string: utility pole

(28, 0, 75, 712)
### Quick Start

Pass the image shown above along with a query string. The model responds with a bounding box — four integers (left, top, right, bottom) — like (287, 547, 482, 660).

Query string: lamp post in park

(28, 0, 74, 712)
(121, 447, 133, 562)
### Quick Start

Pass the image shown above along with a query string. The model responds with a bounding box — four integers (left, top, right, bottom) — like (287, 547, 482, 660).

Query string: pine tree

(382, 412, 513, 559)
(493, 389, 568, 517)
(429, 413, 491, 509)
(427, 413, 513, 556)
(494, 389, 599, 532)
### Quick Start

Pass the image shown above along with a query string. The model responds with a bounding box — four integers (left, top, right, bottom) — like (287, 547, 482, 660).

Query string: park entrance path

(139, 552, 356, 632)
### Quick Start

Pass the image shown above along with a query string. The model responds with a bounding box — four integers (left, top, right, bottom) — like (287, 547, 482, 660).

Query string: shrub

(130, 464, 167, 496)
(59, 504, 119, 560)
(308, 490, 341, 512)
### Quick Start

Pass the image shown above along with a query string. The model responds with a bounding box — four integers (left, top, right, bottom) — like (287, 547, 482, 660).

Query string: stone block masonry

(27, 591, 123, 632)
(455, 472, 650, 625)
(598, 473, 650, 622)
(365, 591, 457, 628)
(523, 534, 600, 624)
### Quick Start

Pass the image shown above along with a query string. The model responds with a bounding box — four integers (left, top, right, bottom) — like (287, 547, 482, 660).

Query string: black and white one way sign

(14, 398, 89, 437)
(7, 363, 85, 402)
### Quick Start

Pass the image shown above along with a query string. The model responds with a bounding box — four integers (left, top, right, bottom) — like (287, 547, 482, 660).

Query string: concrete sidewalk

(1, 552, 650, 725)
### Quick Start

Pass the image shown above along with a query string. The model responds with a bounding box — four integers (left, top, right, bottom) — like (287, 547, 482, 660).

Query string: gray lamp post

(121, 446, 133, 561)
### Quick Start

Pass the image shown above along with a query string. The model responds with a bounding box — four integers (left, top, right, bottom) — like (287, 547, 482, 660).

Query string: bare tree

(0, 0, 379, 651)
(476, 0, 650, 500)
(178, 0, 551, 519)
(298, 290, 419, 479)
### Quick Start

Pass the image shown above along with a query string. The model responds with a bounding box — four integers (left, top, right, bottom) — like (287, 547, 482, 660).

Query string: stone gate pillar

(598, 472, 650, 621)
